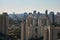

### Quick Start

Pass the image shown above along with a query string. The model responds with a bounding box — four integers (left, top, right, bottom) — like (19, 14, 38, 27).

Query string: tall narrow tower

(0, 15, 3, 33)
(21, 21, 26, 40)
(2, 12, 9, 35)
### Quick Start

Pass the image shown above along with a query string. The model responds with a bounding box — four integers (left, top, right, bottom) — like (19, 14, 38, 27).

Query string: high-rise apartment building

(0, 12, 9, 35)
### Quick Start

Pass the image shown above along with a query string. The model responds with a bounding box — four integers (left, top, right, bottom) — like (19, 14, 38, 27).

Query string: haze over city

(0, 0, 60, 40)
(0, 0, 60, 14)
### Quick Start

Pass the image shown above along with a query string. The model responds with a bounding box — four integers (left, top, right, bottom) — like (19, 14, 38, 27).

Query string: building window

(58, 32, 60, 39)
(35, 28, 37, 34)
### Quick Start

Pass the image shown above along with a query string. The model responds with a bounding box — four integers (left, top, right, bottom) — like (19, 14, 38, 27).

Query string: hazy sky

(0, 0, 60, 14)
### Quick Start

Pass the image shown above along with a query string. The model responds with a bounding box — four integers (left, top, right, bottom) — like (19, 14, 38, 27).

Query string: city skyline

(0, 0, 60, 14)
(0, 7, 60, 40)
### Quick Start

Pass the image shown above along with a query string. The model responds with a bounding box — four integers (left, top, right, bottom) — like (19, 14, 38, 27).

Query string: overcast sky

(0, 0, 60, 14)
